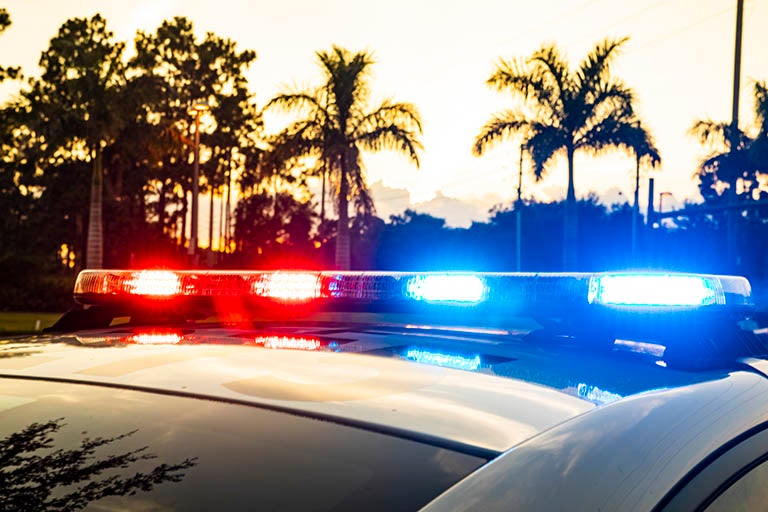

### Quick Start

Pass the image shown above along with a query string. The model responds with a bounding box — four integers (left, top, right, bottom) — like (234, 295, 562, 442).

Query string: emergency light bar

(73, 270, 752, 312)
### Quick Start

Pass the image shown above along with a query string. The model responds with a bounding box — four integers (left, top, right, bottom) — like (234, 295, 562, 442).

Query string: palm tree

(266, 46, 422, 269)
(474, 38, 652, 269)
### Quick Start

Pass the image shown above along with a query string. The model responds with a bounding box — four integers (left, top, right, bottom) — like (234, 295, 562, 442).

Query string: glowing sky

(2, 0, 767, 226)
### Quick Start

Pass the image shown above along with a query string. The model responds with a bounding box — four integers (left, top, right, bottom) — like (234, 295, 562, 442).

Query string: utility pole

(727, 0, 744, 270)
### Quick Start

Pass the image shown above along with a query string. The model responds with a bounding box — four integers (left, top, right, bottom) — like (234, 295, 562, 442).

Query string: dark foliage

(0, 418, 197, 511)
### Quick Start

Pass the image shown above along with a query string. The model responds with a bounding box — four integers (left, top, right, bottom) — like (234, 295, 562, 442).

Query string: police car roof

(0, 318, 748, 456)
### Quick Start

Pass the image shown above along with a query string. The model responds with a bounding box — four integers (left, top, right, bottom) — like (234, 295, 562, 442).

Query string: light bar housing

(73, 270, 752, 312)
(63, 270, 760, 369)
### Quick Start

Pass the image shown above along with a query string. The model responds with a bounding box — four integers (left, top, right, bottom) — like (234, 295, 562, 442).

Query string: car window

(705, 459, 768, 512)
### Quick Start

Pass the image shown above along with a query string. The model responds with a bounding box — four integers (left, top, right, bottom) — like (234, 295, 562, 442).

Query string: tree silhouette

(691, 80, 768, 202)
(0, 418, 197, 511)
(234, 191, 317, 266)
(131, 17, 259, 251)
(29, 15, 127, 269)
(0, 8, 20, 82)
(266, 46, 422, 269)
(474, 38, 654, 269)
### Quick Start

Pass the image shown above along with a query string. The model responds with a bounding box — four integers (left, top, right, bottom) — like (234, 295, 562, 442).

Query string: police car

(1, 270, 766, 510)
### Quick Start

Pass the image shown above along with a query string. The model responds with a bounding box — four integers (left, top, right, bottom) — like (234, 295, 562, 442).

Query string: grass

(0, 312, 63, 335)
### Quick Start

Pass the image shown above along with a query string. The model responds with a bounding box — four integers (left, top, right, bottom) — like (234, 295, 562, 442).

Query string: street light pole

(659, 191, 672, 226)
(187, 101, 210, 264)
(516, 145, 524, 272)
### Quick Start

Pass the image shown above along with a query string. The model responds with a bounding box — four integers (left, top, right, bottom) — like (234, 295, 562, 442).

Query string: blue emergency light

(405, 275, 486, 304)
(588, 274, 722, 307)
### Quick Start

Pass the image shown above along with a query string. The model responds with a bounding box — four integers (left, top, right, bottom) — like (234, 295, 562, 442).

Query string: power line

(631, 3, 735, 53)
(569, 0, 672, 44)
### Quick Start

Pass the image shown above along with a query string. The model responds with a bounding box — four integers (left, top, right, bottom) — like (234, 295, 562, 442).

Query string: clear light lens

(406, 275, 486, 303)
(253, 272, 321, 301)
(405, 348, 481, 371)
(126, 271, 181, 296)
(590, 274, 722, 306)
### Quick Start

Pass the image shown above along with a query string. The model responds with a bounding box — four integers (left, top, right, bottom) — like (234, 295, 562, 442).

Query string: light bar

(73, 270, 752, 313)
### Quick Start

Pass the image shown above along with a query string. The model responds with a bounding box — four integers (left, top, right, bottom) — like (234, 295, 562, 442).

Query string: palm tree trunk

(158, 179, 166, 234)
(320, 160, 327, 230)
(208, 184, 215, 251)
(225, 169, 232, 253)
(180, 189, 188, 249)
(218, 185, 224, 253)
(336, 155, 351, 270)
(85, 146, 103, 269)
(563, 145, 577, 270)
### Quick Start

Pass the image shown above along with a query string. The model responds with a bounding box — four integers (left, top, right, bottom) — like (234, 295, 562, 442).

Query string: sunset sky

(2, 0, 767, 226)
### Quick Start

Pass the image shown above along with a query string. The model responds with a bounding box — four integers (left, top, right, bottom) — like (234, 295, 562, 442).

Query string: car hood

(0, 326, 593, 454)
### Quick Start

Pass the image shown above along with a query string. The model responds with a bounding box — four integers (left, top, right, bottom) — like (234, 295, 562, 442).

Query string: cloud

(370, 180, 411, 219)
(372, 182, 512, 227)
(599, 187, 630, 208)
(410, 192, 502, 228)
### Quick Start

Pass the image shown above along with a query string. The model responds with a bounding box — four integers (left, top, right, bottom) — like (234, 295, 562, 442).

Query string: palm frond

(689, 119, 731, 149)
(574, 37, 628, 97)
(525, 124, 566, 180)
(350, 100, 422, 135)
(264, 121, 324, 175)
(577, 114, 660, 167)
(755, 80, 768, 136)
(265, 92, 326, 118)
(487, 58, 559, 115)
(473, 110, 531, 156)
(347, 146, 375, 216)
(317, 46, 374, 130)
(354, 125, 422, 166)
(529, 44, 570, 100)
(581, 79, 635, 127)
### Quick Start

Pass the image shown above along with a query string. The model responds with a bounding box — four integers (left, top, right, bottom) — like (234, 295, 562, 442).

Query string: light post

(516, 144, 525, 272)
(658, 191, 672, 227)
(187, 101, 210, 263)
